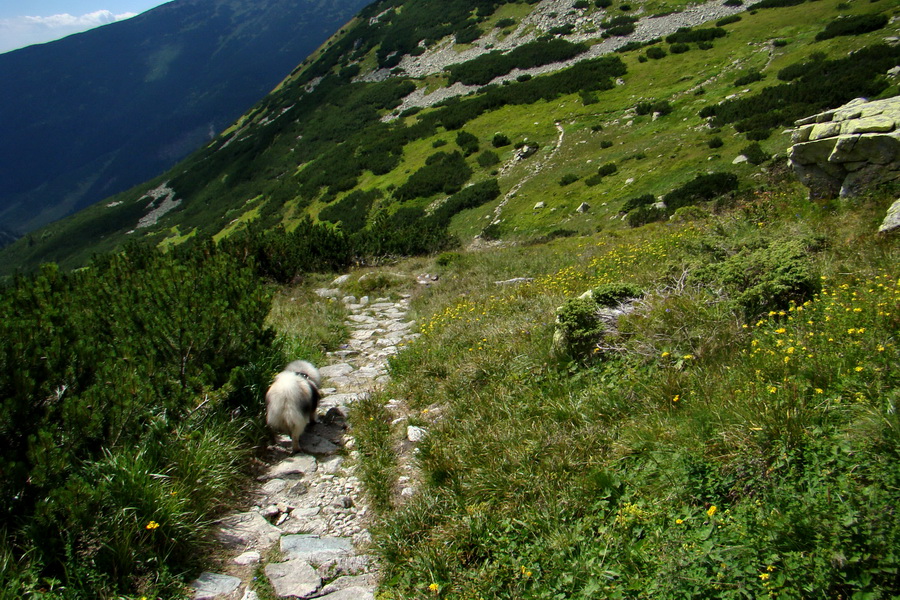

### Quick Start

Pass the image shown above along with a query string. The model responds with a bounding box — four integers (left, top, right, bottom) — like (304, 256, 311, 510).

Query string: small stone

(233, 551, 261, 565)
(400, 486, 415, 498)
(320, 456, 344, 474)
(261, 505, 280, 519)
(191, 572, 241, 600)
(265, 454, 317, 479)
(241, 589, 259, 600)
(333, 495, 354, 509)
(406, 425, 427, 442)
(878, 198, 900, 234)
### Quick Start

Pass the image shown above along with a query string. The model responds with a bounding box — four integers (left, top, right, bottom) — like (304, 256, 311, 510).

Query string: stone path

(190, 285, 419, 600)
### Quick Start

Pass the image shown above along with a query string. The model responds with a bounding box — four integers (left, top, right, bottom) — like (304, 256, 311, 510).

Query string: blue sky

(0, 1, 172, 53)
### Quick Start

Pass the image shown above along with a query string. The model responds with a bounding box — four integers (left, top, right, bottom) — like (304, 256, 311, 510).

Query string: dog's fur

(265, 360, 321, 453)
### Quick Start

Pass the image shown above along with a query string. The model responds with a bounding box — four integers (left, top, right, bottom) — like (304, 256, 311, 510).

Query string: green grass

(352, 178, 900, 598)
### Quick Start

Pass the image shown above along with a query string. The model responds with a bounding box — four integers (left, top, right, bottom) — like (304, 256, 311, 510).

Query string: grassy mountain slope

(2, 0, 897, 275)
(0, 0, 372, 241)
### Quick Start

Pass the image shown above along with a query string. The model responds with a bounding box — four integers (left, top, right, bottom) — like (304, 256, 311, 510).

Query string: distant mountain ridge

(0, 0, 373, 237)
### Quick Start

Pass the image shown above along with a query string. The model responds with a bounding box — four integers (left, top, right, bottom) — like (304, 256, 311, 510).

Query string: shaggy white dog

(265, 360, 322, 453)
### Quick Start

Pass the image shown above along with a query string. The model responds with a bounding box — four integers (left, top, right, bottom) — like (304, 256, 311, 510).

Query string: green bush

(591, 282, 643, 306)
(492, 133, 511, 147)
(395, 151, 473, 201)
(646, 46, 667, 59)
(670, 42, 690, 54)
(429, 179, 501, 227)
(597, 162, 618, 176)
(319, 188, 382, 233)
(707, 136, 724, 149)
(621, 193, 656, 212)
(815, 13, 889, 40)
(741, 141, 771, 164)
(559, 173, 581, 186)
(495, 18, 516, 28)
(663, 172, 738, 211)
(455, 24, 483, 45)
(636, 100, 672, 116)
(716, 14, 741, 26)
(446, 39, 588, 86)
(734, 70, 764, 86)
(665, 26, 727, 44)
(626, 203, 666, 227)
(0, 247, 276, 595)
(553, 296, 606, 358)
(477, 150, 501, 167)
(693, 239, 820, 318)
(456, 130, 480, 156)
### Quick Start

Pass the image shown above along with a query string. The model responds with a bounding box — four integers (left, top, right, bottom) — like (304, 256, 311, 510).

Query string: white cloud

(0, 10, 137, 54)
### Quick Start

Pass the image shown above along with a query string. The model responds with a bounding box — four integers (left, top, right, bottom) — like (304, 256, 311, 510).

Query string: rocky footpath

(189, 285, 419, 600)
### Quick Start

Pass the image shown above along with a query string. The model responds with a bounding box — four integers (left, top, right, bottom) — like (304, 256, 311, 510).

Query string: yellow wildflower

(145, 521, 159, 530)
(429, 583, 439, 593)
(707, 505, 717, 517)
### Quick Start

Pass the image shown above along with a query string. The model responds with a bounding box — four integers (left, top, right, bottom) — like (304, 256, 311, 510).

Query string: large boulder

(788, 97, 900, 199)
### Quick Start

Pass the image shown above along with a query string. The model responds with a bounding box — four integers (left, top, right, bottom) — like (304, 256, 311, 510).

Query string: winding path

(190, 288, 418, 600)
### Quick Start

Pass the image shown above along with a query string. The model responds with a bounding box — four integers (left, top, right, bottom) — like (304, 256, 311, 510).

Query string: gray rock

(300, 434, 339, 455)
(879, 198, 900, 234)
(266, 454, 317, 479)
(234, 550, 261, 565)
(320, 574, 378, 595)
(332, 274, 352, 285)
(320, 363, 355, 378)
(283, 517, 329, 536)
(216, 511, 282, 551)
(316, 554, 374, 579)
(281, 535, 354, 564)
(316, 587, 375, 600)
(261, 478, 288, 494)
(240, 589, 259, 600)
(191, 572, 242, 600)
(789, 97, 900, 199)
(333, 495, 354, 509)
(406, 426, 427, 442)
(265, 559, 321, 598)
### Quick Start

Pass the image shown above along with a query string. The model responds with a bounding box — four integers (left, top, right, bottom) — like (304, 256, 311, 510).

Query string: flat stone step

(191, 572, 242, 600)
(215, 511, 281, 551)
(281, 534, 354, 564)
(265, 558, 321, 598)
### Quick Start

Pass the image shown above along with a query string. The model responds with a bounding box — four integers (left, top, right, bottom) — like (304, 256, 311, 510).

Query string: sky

(0, 1, 172, 53)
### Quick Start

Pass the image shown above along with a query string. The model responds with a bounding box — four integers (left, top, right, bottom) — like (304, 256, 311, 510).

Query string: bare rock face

(788, 97, 900, 199)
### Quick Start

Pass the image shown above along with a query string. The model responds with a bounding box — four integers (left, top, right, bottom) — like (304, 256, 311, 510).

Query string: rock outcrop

(788, 96, 900, 199)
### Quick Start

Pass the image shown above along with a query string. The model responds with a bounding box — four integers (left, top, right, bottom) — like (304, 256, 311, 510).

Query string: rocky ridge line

(190, 281, 419, 600)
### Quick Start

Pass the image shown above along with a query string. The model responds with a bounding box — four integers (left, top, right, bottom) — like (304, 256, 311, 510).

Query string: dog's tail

(284, 360, 321, 389)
